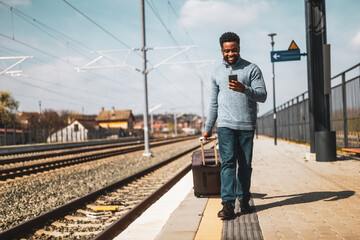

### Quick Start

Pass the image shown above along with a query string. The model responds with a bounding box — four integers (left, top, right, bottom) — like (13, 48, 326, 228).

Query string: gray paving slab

(251, 136, 360, 240)
(155, 189, 208, 240)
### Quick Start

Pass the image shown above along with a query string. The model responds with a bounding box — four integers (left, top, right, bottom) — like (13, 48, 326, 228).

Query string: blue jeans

(217, 127, 255, 205)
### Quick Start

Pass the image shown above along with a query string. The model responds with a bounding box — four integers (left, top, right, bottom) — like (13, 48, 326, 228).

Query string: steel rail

(0, 140, 142, 165)
(0, 136, 197, 180)
(0, 141, 201, 240)
(94, 163, 191, 240)
(0, 135, 192, 165)
(0, 137, 140, 156)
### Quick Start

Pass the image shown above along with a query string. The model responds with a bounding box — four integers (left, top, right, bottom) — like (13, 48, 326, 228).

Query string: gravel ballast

(0, 138, 199, 232)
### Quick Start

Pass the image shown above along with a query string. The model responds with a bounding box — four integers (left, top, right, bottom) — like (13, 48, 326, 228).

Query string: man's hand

(229, 80, 245, 92)
(203, 132, 212, 141)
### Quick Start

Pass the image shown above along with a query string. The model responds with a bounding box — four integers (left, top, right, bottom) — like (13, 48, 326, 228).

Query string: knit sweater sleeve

(204, 73, 218, 133)
(243, 65, 267, 103)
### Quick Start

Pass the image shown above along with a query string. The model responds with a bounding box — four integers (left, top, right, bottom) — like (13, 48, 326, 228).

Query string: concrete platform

(113, 136, 360, 239)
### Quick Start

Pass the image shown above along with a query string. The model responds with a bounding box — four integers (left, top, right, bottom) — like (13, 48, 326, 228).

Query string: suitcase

(192, 137, 222, 197)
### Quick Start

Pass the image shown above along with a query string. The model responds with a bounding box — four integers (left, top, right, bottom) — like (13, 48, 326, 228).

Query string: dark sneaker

(217, 203, 235, 219)
(240, 198, 254, 213)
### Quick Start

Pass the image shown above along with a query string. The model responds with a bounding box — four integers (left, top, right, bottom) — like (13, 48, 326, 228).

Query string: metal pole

(174, 113, 177, 137)
(151, 113, 154, 137)
(341, 73, 348, 147)
(201, 80, 205, 132)
(141, 0, 152, 157)
(268, 33, 277, 145)
(149, 104, 161, 138)
(4, 125, 7, 145)
(305, 0, 330, 153)
(13, 126, 16, 145)
(38, 101, 42, 143)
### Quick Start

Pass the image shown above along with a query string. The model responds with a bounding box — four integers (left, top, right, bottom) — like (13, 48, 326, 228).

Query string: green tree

(0, 91, 20, 128)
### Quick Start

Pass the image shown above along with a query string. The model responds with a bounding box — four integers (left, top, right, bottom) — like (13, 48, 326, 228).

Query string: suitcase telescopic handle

(199, 136, 218, 166)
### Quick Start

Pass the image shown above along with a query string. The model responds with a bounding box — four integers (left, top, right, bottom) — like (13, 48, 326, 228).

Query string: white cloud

(350, 31, 360, 51)
(180, 0, 269, 30)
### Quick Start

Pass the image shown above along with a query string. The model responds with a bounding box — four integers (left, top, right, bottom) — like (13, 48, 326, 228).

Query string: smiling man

(203, 32, 267, 219)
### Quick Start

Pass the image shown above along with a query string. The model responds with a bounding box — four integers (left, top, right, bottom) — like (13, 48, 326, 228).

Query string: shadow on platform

(253, 190, 355, 212)
(336, 154, 360, 161)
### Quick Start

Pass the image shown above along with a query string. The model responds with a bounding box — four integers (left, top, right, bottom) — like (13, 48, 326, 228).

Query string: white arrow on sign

(273, 53, 280, 59)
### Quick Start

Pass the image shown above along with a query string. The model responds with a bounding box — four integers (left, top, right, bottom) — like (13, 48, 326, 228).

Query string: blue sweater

(204, 57, 267, 133)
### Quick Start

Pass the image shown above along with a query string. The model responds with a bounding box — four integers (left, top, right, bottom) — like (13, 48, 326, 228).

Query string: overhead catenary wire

(62, 0, 136, 52)
(0, 1, 152, 90)
(0, 38, 140, 96)
(62, 0, 200, 110)
(145, 0, 208, 109)
(0, 1, 93, 52)
(0, 21, 142, 94)
(168, 0, 195, 44)
(1, 74, 100, 106)
(1, 1, 209, 115)
(146, 0, 210, 80)
(17, 74, 133, 103)
(167, 0, 204, 61)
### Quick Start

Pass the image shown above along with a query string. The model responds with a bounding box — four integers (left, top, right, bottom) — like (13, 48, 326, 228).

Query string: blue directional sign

(270, 49, 301, 62)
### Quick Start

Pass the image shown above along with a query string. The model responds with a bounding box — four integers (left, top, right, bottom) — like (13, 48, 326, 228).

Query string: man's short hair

(219, 32, 240, 48)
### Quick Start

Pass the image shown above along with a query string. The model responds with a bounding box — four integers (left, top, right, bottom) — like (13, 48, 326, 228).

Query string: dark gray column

(305, 0, 330, 153)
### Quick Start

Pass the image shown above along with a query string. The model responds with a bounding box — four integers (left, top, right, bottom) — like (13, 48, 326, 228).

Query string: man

(203, 32, 267, 219)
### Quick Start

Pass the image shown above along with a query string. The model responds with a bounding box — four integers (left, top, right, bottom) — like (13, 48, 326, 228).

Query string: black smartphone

(228, 74, 238, 82)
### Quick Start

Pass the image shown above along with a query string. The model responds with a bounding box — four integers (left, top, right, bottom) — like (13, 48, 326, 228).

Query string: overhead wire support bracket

(0, 56, 33, 76)
(75, 48, 141, 72)
(146, 45, 196, 73)
(74, 45, 201, 73)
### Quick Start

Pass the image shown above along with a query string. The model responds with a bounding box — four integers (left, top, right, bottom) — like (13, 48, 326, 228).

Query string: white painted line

(114, 171, 193, 240)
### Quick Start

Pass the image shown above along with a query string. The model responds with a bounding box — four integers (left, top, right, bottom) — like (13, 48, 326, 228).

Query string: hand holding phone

(228, 74, 245, 92)
(228, 74, 238, 82)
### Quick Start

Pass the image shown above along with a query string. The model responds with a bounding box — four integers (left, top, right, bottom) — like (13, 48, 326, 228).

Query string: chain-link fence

(0, 126, 138, 146)
(0, 126, 108, 145)
(258, 63, 360, 147)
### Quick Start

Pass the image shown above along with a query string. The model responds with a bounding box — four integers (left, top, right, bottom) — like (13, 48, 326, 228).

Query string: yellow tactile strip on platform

(194, 197, 223, 240)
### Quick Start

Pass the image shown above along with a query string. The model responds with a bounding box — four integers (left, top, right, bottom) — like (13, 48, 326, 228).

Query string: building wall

(99, 121, 128, 129)
(47, 121, 89, 143)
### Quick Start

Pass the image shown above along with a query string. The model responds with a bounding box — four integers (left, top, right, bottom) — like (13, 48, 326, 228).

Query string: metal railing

(258, 63, 360, 147)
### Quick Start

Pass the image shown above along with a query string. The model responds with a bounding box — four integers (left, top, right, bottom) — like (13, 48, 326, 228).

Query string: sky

(0, 0, 359, 118)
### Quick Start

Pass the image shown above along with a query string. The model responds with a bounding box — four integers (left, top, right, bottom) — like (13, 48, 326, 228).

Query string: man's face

(221, 41, 240, 65)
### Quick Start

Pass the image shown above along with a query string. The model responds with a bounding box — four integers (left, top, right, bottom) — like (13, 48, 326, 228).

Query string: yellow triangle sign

(288, 40, 299, 50)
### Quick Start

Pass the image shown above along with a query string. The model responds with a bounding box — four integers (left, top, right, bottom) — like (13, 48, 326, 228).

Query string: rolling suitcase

(192, 137, 222, 197)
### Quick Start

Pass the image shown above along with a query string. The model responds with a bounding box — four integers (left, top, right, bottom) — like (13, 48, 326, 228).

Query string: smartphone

(228, 74, 238, 82)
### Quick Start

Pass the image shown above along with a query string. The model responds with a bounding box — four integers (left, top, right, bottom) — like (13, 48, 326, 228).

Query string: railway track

(0, 138, 209, 240)
(0, 136, 191, 163)
(0, 136, 196, 180)
(0, 139, 142, 164)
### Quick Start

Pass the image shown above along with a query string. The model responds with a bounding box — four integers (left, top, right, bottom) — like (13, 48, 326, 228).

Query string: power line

(12, 92, 92, 107)
(168, 0, 195, 44)
(1, 74, 100, 106)
(145, 0, 208, 100)
(62, 0, 134, 50)
(153, 68, 200, 107)
(1, 1, 207, 114)
(0, 32, 140, 94)
(146, 0, 180, 46)
(0, 32, 67, 63)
